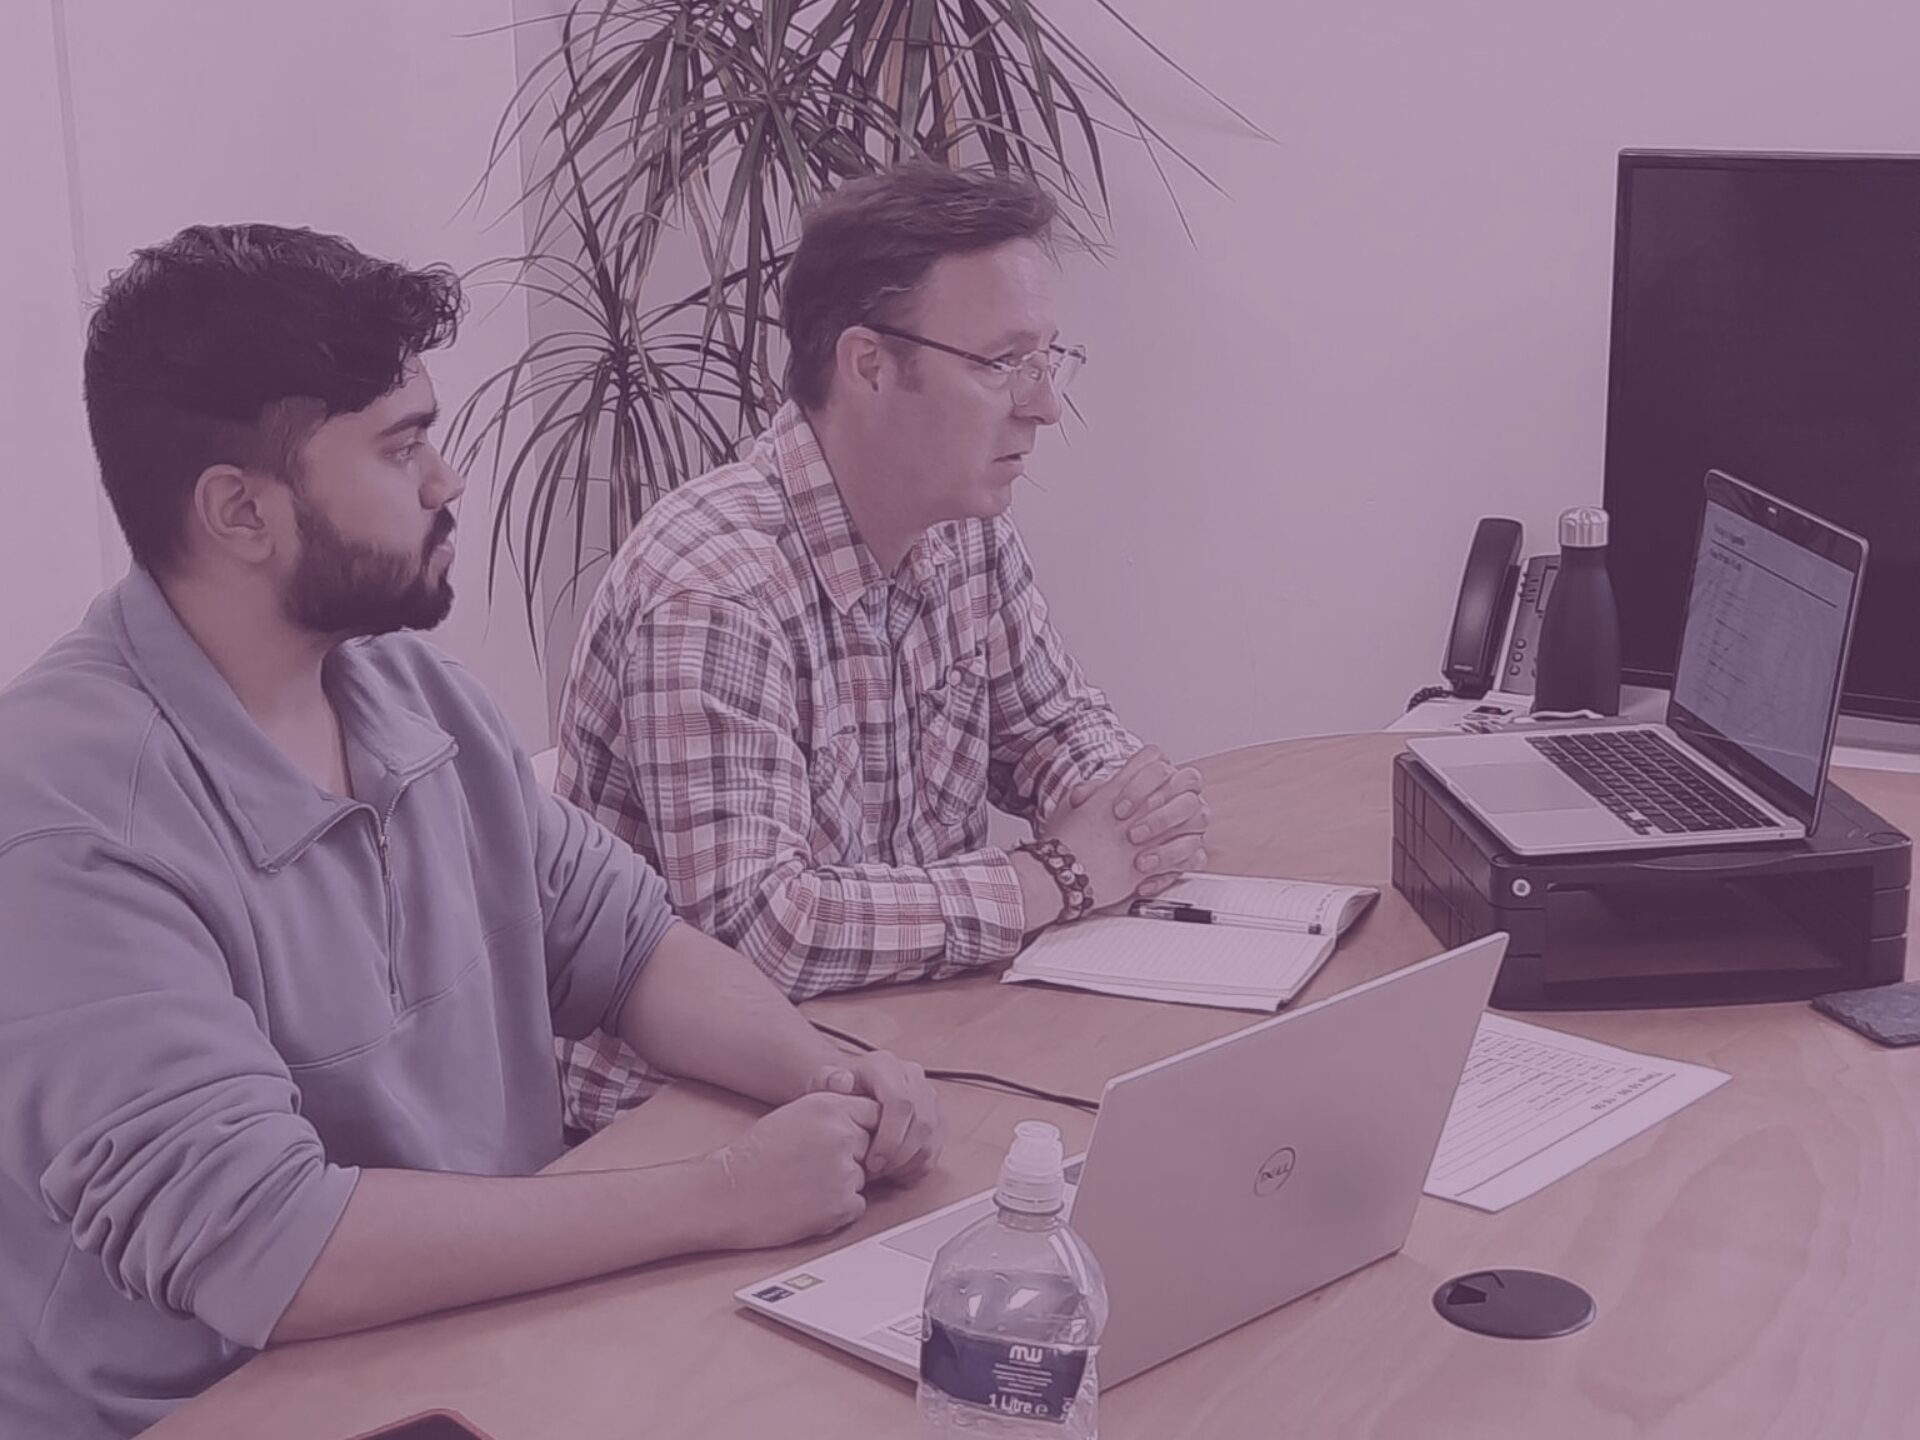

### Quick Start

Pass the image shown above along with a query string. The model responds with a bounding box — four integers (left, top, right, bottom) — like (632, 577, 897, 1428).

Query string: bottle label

(920, 1317, 1089, 1423)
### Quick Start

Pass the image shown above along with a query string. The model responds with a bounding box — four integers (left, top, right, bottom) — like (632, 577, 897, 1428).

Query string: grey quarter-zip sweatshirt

(0, 567, 677, 1439)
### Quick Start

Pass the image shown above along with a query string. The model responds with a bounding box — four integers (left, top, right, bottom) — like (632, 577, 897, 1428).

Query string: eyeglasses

(866, 324, 1086, 404)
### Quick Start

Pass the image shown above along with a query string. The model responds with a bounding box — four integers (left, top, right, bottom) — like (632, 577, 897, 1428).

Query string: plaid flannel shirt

(554, 402, 1139, 1131)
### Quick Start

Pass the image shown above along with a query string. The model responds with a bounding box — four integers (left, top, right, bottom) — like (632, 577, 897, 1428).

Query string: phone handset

(1419, 520, 1564, 710)
(1440, 518, 1522, 699)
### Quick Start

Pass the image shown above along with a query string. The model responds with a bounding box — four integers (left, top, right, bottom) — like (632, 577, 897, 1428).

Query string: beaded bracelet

(1016, 837, 1096, 925)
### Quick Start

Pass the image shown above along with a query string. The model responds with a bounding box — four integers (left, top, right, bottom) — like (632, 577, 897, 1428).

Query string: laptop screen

(1667, 472, 1867, 822)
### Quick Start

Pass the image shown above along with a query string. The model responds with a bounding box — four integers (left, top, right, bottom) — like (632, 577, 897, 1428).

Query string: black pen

(1129, 899, 1319, 936)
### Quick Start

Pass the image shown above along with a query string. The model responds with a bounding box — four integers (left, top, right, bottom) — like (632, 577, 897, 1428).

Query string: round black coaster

(1432, 1268, 1596, 1339)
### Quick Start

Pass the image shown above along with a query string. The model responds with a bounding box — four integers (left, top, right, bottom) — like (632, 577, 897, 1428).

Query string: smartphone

(346, 1412, 496, 1440)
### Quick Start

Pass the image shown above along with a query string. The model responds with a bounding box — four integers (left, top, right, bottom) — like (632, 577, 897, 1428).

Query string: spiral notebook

(1002, 872, 1379, 1012)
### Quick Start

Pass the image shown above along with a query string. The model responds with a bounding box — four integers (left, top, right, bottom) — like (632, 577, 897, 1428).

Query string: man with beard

(0, 224, 941, 1440)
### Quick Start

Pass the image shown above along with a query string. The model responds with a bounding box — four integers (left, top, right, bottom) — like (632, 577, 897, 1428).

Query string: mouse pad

(1812, 981, 1920, 1047)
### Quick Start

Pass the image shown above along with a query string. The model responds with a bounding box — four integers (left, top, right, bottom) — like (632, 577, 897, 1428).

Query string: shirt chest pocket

(913, 644, 992, 828)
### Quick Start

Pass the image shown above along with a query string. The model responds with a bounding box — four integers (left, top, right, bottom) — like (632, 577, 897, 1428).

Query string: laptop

(1408, 471, 1867, 857)
(736, 933, 1507, 1385)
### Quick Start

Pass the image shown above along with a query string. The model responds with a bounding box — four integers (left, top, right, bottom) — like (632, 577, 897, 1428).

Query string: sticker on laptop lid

(783, 1273, 823, 1290)
(752, 1285, 794, 1303)
(888, 1312, 924, 1340)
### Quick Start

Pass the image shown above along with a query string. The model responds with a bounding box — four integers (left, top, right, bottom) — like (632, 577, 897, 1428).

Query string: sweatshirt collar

(111, 567, 454, 870)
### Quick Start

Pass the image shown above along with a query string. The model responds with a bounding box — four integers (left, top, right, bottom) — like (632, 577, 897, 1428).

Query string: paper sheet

(1424, 1013, 1729, 1212)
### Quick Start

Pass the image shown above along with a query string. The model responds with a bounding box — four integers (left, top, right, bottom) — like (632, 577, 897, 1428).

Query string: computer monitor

(1602, 149, 1920, 722)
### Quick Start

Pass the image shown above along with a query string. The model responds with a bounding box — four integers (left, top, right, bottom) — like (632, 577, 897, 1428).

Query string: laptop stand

(1391, 751, 1909, 1009)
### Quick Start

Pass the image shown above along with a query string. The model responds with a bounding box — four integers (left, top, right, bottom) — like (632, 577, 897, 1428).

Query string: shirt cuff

(925, 847, 1028, 969)
(188, 1160, 361, 1350)
(1029, 742, 1141, 825)
(601, 916, 682, 1035)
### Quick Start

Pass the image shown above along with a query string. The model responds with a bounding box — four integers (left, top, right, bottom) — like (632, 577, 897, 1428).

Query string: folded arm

(615, 593, 1041, 998)
(0, 833, 362, 1351)
(283, 836, 945, 1341)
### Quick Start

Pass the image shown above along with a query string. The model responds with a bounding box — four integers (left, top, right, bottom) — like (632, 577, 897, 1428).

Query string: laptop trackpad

(1457, 762, 1594, 814)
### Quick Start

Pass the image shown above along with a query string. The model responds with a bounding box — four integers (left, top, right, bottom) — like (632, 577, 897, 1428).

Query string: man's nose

(1017, 372, 1063, 425)
(424, 444, 467, 508)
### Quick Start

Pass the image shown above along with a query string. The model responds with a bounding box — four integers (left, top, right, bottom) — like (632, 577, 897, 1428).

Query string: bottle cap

(996, 1120, 1066, 1214)
(1559, 506, 1609, 548)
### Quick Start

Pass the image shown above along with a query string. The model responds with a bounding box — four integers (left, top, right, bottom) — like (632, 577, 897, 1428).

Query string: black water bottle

(1533, 506, 1621, 716)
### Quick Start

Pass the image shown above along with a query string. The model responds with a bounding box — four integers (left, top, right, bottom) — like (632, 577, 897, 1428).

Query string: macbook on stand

(1408, 471, 1867, 857)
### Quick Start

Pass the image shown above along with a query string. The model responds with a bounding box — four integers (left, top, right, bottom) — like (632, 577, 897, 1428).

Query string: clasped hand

(708, 1048, 940, 1249)
(1039, 744, 1211, 910)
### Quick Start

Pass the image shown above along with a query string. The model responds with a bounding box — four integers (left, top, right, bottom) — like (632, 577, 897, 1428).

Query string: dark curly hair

(82, 223, 465, 571)
(781, 162, 1058, 412)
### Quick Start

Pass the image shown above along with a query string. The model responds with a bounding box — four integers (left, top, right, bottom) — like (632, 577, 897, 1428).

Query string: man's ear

(189, 464, 281, 565)
(834, 325, 889, 399)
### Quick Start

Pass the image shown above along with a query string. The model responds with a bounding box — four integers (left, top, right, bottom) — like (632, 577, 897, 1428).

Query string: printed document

(1425, 1014, 1729, 1212)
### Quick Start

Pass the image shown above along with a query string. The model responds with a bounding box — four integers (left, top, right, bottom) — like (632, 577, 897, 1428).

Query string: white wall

(7, 0, 548, 744)
(16, 1, 1920, 763)
(0, 2, 110, 683)
(1009, 0, 1920, 763)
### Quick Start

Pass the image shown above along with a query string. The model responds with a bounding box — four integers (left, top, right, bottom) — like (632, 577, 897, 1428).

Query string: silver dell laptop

(736, 933, 1507, 1385)
(1409, 471, 1867, 857)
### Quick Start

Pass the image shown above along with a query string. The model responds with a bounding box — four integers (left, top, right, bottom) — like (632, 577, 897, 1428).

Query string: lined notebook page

(1008, 913, 1330, 999)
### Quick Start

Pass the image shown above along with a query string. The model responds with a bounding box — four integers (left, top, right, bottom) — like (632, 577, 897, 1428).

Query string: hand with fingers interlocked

(1036, 745, 1211, 913)
(806, 1051, 941, 1183)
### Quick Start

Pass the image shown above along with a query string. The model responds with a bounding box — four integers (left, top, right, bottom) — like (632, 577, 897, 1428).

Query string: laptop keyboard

(866, 1313, 924, 1363)
(880, 1161, 1086, 1264)
(882, 1197, 995, 1263)
(1525, 730, 1775, 837)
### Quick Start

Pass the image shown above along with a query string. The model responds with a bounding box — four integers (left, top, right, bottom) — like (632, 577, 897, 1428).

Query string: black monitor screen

(1603, 151, 1920, 721)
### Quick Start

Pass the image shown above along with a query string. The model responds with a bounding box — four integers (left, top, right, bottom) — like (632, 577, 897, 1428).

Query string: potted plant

(447, 0, 1254, 653)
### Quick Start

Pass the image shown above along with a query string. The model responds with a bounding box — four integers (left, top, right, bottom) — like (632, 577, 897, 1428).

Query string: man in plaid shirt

(556, 164, 1211, 1131)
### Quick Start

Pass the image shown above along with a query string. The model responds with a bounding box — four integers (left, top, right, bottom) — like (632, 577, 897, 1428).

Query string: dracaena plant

(446, 0, 1253, 651)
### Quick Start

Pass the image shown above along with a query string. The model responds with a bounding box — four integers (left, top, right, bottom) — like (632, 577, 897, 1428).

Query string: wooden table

(147, 733, 1920, 1440)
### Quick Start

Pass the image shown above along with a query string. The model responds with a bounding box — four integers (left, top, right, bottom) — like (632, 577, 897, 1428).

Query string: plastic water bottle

(1533, 505, 1622, 716)
(917, 1121, 1109, 1437)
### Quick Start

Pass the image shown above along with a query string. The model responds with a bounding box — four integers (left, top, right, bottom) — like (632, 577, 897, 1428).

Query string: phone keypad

(1503, 558, 1557, 691)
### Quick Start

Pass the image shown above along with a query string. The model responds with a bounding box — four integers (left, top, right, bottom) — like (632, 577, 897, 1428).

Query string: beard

(282, 496, 456, 638)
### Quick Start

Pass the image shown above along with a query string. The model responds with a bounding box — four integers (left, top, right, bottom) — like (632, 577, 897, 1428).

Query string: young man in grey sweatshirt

(0, 223, 942, 1440)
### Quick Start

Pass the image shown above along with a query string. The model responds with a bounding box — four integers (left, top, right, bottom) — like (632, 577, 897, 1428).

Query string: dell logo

(1254, 1147, 1297, 1196)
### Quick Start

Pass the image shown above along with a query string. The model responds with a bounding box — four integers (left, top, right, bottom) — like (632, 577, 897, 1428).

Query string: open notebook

(1002, 872, 1379, 1012)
